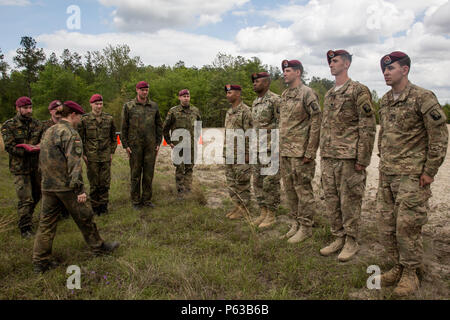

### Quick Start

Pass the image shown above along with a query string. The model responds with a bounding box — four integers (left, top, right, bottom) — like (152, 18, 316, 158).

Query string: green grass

(0, 150, 392, 300)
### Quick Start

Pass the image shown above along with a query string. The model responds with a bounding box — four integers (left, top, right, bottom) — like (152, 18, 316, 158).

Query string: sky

(1, 0, 450, 103)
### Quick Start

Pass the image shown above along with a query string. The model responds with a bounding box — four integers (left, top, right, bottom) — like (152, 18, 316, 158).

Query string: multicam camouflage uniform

(162, 104, 201, 194)
(252, 90, 281, 212)
(320, 79, 376, 239)
(121, 98, 163, 206)
(33, 120, 104, 267)
(1, 113, 43, 233)
(224, 101, 253, 209)
(377, 81, 448, 268)
(78, 112, 117, 212)
(280, 84, 321, 227)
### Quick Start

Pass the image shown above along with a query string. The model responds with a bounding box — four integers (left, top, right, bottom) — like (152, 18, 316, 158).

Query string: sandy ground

(153, 126, 449, 298)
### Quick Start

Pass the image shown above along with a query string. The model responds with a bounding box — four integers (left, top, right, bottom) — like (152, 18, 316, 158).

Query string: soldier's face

(17, 105, 32, 118)
(91, 101, 103, 115)
(253, 78, 269, 93)
(49, 109, 61, 122)
(283, 67, 300, 84)
(179, 94, 190, 106)
(329, 56, 349, 76)
(226, 90, 240, 103)
(383, 62, 409, 87)
(137, 88, 149, 100)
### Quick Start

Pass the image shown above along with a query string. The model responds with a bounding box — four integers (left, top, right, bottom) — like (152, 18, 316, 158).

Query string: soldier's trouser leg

(97, 161, 111, 206)
(87, 161, 101, 208)
(322, 158, 366, 238)
(377, 174, 430, 268)
(253, 163, 280, 211)
(225, 164, 251, 208)
(14, 173, 40, 231)
(129, 146, 144, 205)
(33, 191, 104, 266)
(281, 157, 316, 227)
(175, 163, 185, 193)
(141, 148, 156, 205)
(184, 164, 194, 192)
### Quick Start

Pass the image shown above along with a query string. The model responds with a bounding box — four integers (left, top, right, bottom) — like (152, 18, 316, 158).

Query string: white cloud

(98, 0, 249, 31)
(424, 1, 450, 34)
(0, 0, 30, 6)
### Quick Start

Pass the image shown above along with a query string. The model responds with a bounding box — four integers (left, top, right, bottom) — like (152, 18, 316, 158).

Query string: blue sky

(1, 0, 449, 102)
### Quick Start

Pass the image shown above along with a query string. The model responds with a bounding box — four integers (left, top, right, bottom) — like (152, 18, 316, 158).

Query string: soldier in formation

(78, 94, 117, 215)
(319, 50, 376, 262)
(1, 97, 43, 238)
(376, 51, 448, 297)
(250, 72, 281, 229)
(162, 89, 202, 199)
(121, 81, 163, 210)
(279, 60, 321, 244)
(33, 101, 119, 274)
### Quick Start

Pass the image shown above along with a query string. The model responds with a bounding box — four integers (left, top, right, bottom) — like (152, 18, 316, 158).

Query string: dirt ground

(154, 126, 449, 298)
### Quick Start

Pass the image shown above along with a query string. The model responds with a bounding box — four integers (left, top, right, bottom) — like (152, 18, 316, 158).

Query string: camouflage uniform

(224, 101, 253, 208)
(320, 80, 376, 239)
(377, 81, 448, 268)
(280, 84, 321, 227)
(33, 120, 104, 267)
(252, 90, 281, 212)
(78, 112, 117, 212)
(121, 98, 163, 206)
(1, 114, 43, 233)
(162, 104, 201, 194)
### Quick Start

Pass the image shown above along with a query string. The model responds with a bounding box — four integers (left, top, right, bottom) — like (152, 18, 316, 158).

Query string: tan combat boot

(226, 206, 238, 218)
(258, 208, 276, 228)
(228, 205, 244, 220)
(252, 207, 267, 226)
(393, 267, 420, 298)
(320, 237, 345, 256)
(338, 236, 359, 262)
(287, 225, 312, 243)
(280, 220, 299, 239)
(380, 264, 403, 287)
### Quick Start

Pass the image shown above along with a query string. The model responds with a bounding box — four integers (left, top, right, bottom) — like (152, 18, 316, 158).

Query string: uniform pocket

(346, 171, 366, 195)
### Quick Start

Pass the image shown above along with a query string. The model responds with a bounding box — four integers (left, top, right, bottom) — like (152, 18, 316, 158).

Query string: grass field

(0, 147, 437, 300)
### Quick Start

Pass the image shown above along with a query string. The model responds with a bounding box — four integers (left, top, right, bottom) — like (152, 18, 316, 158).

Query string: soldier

(33, 101, 119, 273)
(42, 100, 63, 132)
(78, 94, 117, 215)
(162, 89, 201, 198)
(319, 50, 376, 262)
(121, 81, 163, 209)
(1, 97, 43, 238)
(42, 100, 70, 219)
(377, 51, 448, 297)
(279, 60, 321, 244)
(250, 72, 281, 229)
(224, 84, 253, 220)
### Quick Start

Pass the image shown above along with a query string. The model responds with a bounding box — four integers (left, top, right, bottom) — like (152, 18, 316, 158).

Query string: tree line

(1, 36, 449, 127)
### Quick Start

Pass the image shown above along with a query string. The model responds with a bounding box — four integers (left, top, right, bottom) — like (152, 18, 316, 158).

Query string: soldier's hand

(156, 145, 160, 152)
(420, 173, 434, 187)
(170, 143, 175, 149)
(245, 154, 249, 164)
(110, 154, 113, 161)
(126, 147, 132, 158)
(355, 163, 366, 171)
(77, 193, 87, 203)
(302, 157, 312, 164)
(83, 155, 88, 164)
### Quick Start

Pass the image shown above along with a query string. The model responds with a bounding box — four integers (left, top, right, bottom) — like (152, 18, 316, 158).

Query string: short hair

(340, 53, 353, 64)
(397, 56, 411, 73)
(292, 64, 304, 75)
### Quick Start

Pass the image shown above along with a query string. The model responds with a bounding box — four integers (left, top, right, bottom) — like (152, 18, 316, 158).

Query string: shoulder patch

(362, 103, 372, 114)
(430, 109, 442, 121)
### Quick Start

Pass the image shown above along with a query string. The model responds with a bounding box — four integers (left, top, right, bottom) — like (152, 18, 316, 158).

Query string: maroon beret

(48, 100, 62, 111)
(327, 49, 351, 65)
(380, 51, 409, 72)
(281, 59, 303, 71)
(178, 89, 190, 96)
(63, 101, 85, 115)
(136, 81, 149, 89)
(251, 72, 270, 82)
(15, 97, 32, 108)
(224, 84, 242, 93)
(89, 94, 103, 104)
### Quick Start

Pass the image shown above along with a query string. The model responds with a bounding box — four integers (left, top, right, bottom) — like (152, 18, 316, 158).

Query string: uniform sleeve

(273, 95, 282, 123)
(62, 132, 85, 195)
(355, 85, 377, 167)
(120, 103, 129, 149)
(155, 106, 163, 146)
(420, 92, 449, 177)
(77, 118, 87, 155)
(242, 108, 254, 159)
(162, 109, 174, 145)
(110, 117, 117, 155)
(1, 122, 25, 157)
(304, 90, 322, 160)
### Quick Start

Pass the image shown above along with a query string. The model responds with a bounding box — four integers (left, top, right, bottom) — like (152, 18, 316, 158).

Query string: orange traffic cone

(117, 135, 121, 145)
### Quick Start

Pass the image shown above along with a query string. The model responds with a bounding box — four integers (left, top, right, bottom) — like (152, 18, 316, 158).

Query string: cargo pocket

(346, 171, 366, 195)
